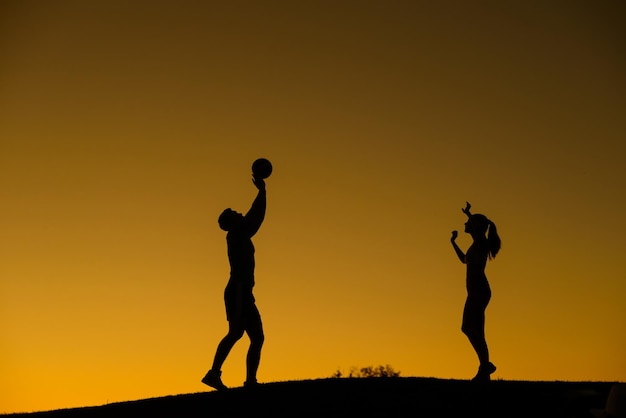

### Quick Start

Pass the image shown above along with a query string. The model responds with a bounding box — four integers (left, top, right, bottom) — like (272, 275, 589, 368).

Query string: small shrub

(332, 364, 400, 378)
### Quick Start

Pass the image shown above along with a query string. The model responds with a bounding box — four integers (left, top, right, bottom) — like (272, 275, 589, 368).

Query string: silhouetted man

(202, 176, 266, 390)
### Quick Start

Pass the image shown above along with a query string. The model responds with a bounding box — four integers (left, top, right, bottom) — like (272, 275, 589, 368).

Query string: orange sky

(1, 0, 625, 413)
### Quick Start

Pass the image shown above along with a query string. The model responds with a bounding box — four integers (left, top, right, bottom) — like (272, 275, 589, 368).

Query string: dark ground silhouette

(5, 377, 614, 418)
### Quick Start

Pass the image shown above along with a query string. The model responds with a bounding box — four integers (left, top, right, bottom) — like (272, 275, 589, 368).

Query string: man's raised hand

(252, 176, 266, 191)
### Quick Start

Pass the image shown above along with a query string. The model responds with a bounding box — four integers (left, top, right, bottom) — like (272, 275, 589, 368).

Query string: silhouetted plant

(332, 364, 400, 378)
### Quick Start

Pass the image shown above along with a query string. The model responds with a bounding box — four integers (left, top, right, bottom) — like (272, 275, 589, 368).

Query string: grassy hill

(4, 377, 614, 418)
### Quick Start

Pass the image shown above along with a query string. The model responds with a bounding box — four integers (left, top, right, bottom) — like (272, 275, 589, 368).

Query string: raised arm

(462, 201, 472, 218)
(461, 201, 476, 233)
(243, 177, 266, 237)
(450, 230, 466, 264)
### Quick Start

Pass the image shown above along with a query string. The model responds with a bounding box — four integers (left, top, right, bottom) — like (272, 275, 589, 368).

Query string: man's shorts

(224, 283, 260, 325)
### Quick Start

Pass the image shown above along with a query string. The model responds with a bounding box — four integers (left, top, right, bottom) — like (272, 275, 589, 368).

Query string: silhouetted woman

(451, 202, 501, 382)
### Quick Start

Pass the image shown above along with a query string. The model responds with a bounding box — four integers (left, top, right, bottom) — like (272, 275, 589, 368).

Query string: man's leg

(203, 321, 245, 390)
(244, 305, 264, 386)
(213, 324, 245, 371)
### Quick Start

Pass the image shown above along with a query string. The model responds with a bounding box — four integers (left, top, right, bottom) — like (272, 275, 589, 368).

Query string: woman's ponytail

(487, 220, 501, 259)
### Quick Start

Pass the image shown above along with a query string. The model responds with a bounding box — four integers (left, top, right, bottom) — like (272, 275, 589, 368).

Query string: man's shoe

(201, 370, 228, 391)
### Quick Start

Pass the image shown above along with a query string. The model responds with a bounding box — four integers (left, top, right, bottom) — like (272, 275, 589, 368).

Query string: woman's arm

(462, 201, 472, 217)
(451, 230, 466, 263)
(461, 201, 477, 237)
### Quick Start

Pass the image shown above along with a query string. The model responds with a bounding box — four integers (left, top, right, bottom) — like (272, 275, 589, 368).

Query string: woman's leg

(462, 296, 495, 379)
(462, 304, 489, 365)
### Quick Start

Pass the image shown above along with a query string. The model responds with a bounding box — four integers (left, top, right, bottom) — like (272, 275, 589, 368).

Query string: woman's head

(465, 213, 501, 259)
(465, 214, 490, 235)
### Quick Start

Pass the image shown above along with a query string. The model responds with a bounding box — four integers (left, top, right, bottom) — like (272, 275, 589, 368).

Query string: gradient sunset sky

(1, 0, 625, 413)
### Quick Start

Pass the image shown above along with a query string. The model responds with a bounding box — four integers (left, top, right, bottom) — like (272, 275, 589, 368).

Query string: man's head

(218, 208, 244, 231)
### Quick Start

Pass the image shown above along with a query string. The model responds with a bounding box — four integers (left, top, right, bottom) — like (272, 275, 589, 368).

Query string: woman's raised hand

(462, 201, 472, 217)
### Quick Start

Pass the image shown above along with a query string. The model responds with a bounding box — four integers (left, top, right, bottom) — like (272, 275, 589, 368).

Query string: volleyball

(252, 158, 273, 179)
